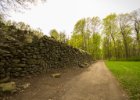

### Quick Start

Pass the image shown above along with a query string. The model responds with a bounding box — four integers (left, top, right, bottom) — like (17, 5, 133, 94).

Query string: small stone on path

(51, 73, 61, 78)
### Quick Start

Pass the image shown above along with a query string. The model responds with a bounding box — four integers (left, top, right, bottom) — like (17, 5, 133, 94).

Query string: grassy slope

(105, 61, 140, 100)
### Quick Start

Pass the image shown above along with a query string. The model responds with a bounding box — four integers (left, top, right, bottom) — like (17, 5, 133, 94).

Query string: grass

(109, 57, 140, 61)
(105, 61, 140, 100)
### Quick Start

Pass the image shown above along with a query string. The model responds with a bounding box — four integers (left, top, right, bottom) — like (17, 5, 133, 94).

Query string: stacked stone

(0, 35, 93, 79)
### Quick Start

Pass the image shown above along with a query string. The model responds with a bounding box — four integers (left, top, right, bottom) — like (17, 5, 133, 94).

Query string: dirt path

(8, 61, 128, 100)
(60, 61, 128, 100)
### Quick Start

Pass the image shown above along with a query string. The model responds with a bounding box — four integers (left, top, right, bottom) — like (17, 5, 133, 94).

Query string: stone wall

(0, 36, 93, 79)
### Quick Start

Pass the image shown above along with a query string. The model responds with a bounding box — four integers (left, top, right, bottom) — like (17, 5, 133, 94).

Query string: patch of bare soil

(1, 61, 128, 100)
(1, 67, 85, 100)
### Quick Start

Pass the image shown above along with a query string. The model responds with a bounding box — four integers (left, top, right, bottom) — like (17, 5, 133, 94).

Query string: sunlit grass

(105, 61, 140, 100)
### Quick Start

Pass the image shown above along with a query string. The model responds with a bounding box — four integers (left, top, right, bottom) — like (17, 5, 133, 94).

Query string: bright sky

(9, 0, 140, 36)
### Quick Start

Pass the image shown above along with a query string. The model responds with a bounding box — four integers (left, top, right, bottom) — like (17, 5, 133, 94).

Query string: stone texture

(51, 73, 61, 78)
(0, 82, 16, 92)
(0, 35, 93, 79)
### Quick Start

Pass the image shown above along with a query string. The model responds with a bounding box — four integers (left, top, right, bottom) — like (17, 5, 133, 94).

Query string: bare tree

(0, 0, 46, 15)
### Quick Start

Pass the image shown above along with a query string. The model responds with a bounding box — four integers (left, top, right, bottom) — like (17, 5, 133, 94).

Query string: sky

(9, 0, 140, 36)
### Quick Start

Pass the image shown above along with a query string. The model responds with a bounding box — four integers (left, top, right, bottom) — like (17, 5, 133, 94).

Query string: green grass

(105, 61, 140, 100)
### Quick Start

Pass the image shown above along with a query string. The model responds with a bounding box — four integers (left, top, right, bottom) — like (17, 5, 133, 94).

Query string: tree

(16, 22, 31, 30)
(69, 33, 83, 49)
(131, 9, 140, 55)
(69, 12, 139, 60)
(103, 37, 111, 59)
(0, 0, 46, 15)
(73, 18, 86, 50)
(86, 17, 101, 34)
(49, 29, 59, 40)
(91, 33, 101, 59)
(69, 17, 102, 59)
(59, 31, 66, 43)
(103, 14, 118, 59)
(117, 13, 132, 58)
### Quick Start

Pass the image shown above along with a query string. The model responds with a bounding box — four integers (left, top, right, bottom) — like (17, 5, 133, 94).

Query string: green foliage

(59, 31, 66, 43)
(0, 19, 43, 44)
(106, 61, 140, 100)
(49, 29, 59, 40)
(69, 33, 83, 49)
(88, 33, 101, 59)
(74, 18, 85, 34)
(69, 17, 102, 59)
(102, 12, 140, 60)
(69, 11, 140, 60)
(49, 29, 67, 43)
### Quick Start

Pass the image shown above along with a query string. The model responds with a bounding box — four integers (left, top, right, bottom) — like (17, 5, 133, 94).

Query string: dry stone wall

(0, 36, 93, 79)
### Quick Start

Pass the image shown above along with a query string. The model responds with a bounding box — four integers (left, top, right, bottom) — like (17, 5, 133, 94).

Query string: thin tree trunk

(121, 31, 129, 58)
(134, 22, 140, 56)
(111, 33, 117, 59)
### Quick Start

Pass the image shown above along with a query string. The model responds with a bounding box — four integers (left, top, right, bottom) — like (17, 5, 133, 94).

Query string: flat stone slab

(0, 82, 16, 92)
(51, 73, 61, 78)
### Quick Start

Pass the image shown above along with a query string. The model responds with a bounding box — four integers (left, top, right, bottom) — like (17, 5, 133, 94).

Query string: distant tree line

(51, 9, 140, 60)
(102, 9, 140, 60)
(68, 17, 102, 60)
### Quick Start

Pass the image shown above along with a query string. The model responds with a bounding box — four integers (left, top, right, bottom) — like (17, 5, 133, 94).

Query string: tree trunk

(135, 22, 140, 56)
(111, 33, 117, 59)
(121, 31, 129, 58)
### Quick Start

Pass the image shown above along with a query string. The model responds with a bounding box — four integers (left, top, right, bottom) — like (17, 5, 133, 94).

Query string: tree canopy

(68, 9, 140, 60)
